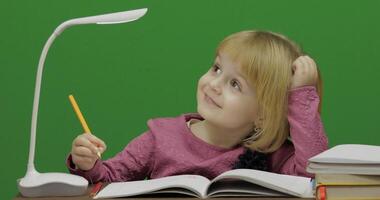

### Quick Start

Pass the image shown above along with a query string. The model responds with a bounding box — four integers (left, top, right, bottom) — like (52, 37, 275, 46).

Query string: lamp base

(18, 171, 88, 197)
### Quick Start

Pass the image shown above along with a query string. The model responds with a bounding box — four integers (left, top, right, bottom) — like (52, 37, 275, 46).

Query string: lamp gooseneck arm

(25, 8, 148, 176)
(27, 27, 63, 175)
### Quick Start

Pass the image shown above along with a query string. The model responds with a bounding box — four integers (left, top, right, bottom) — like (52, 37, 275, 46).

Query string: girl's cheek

(198, 75, 209, 88)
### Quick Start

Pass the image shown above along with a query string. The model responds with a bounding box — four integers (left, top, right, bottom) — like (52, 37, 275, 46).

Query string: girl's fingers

(292, 57, 303, 73)
(291, 55, 319, 89)
(304, 56, 318, 79)
(74, 135, 101, 155)
(85, 134, 107, 150)
(97, 146, 106, 154)
(73, 155, 97, 165)
(73, 146, 97, 158)
(297, 56, 315, 74)
(304, 56, 315, 72)
(300, 56, 309, 68)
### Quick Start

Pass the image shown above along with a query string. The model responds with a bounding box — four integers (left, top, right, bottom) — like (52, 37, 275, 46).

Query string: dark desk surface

(14, 196, 312, 200)
(14, 186, 313, 200)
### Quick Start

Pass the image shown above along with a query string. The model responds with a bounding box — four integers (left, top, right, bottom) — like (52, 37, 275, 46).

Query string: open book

(307, 144, 380, 175)
(94, 169, 313, 199)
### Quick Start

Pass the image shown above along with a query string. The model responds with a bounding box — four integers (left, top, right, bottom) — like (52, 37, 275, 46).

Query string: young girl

(67, 30, 328, 183)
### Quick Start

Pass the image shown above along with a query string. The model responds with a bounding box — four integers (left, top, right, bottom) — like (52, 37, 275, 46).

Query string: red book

(316, 185, 326, 200)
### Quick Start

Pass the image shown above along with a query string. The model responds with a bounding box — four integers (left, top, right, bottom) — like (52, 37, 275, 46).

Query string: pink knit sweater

(67, 86, 328, 183)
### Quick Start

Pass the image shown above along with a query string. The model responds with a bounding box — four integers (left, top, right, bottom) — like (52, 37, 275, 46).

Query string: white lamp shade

(55, 8, 148, 35)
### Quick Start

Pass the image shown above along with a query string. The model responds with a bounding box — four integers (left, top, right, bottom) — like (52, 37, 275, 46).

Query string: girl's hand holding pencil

(71, 133, 106, 170)
(69, 95, 107, 171)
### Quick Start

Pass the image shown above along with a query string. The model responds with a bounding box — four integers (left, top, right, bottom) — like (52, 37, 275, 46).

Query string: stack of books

(307, 144, 380, 200)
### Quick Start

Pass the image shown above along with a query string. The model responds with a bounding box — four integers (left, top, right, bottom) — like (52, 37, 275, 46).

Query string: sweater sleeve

(270, 86, 328, 177)
(67, 130, 155, 183)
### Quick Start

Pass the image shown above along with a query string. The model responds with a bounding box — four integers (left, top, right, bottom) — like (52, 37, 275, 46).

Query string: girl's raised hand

(71, 133, 107, 171)
(290, 55, 318, 89)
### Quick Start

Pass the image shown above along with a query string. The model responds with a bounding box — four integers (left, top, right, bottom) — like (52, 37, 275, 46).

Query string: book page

(209, 169, 313, 198)
(94, 175, 210, 199)
(309, 144, 380, 164)
(316, 173, 380, 184)
(307, 162, 380, 175)
(207, 179, 286, 197)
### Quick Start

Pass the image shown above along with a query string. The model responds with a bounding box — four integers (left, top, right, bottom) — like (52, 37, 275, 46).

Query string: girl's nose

(209, 78, 222, 94)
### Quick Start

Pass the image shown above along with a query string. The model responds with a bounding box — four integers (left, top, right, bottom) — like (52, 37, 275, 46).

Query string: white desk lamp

(18, 8, 148, 197)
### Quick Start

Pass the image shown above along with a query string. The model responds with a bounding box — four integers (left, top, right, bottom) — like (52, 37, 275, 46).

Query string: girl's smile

(204, 92, 222, 108)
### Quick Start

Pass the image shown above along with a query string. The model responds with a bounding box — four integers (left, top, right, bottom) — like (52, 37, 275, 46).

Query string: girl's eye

(212, 65, 222, 74)
(231, 80, 241, 91)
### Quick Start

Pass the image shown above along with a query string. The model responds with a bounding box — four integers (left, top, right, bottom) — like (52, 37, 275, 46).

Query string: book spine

(316, 185, 326, 200)
(317, 182, 380, 186)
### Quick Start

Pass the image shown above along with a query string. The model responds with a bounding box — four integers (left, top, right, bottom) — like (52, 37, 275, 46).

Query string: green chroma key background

(1, 1, 379, 199)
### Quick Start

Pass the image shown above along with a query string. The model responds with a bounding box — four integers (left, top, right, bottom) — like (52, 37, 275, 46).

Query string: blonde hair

(217, 30, 323, 153)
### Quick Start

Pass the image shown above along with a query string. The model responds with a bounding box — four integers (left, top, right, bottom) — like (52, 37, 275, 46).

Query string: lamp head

(55, 8, 148, 35)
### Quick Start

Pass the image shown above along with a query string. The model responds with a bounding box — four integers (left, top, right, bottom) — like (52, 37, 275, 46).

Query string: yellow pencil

(68, 94, 101, 158)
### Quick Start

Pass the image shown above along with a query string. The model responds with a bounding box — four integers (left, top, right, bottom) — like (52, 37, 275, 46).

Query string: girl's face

(197, 52, 259, 131)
